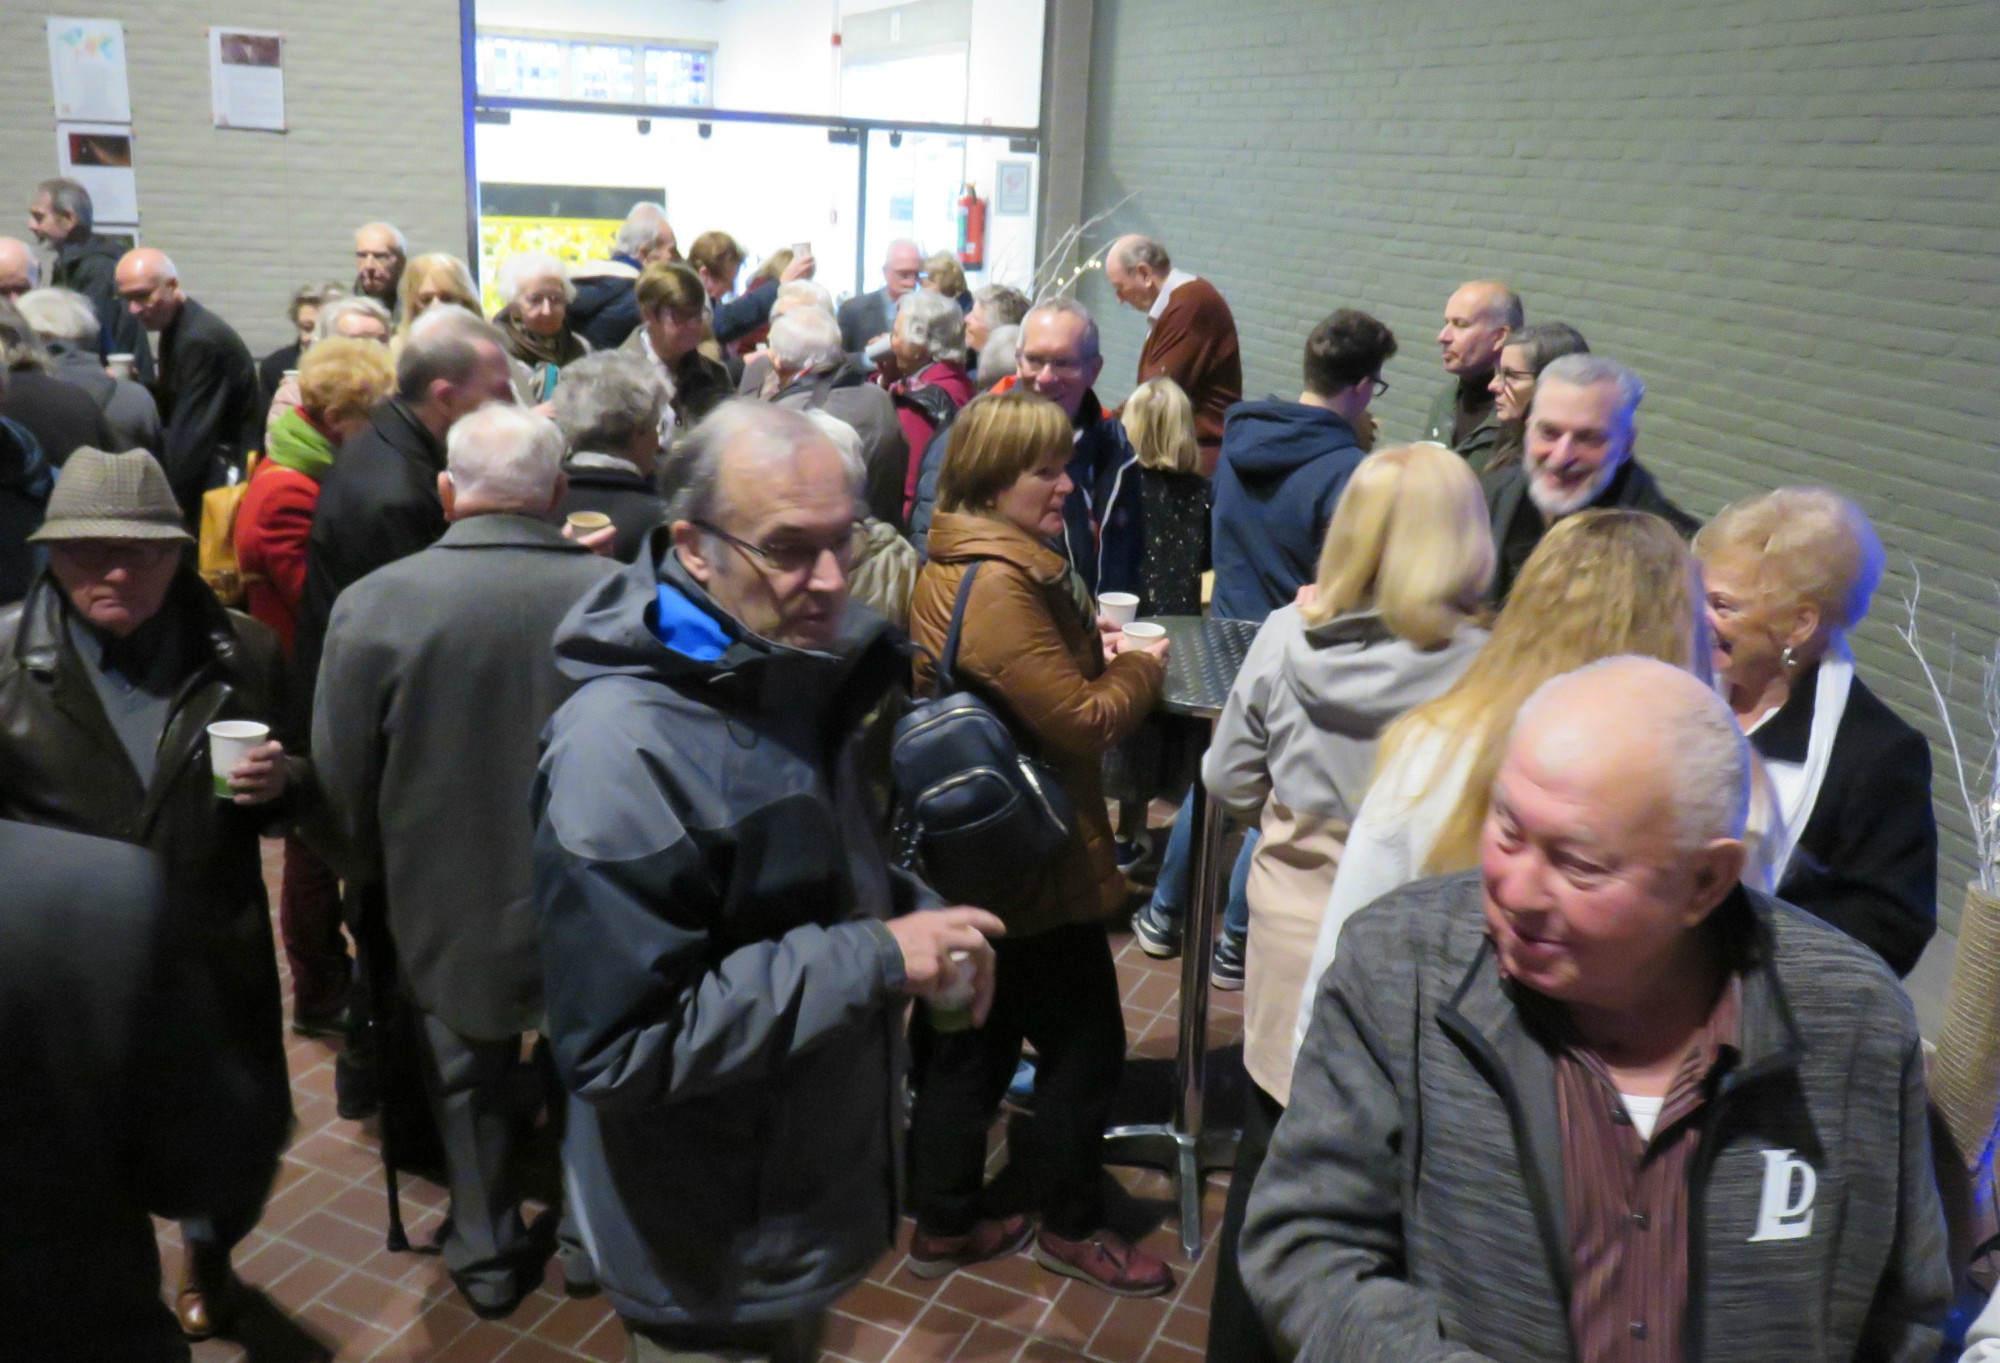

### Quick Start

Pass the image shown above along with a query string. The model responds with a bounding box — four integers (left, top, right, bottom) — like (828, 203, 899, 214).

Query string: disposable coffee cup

(208, 720, 271, 798)
(1099, 591, 1139, 626)
(927, 950, 977, 1034)
(106, 352, 136, 381)
(566, 511, 613, 535)
(1122, 620, 1166, 642)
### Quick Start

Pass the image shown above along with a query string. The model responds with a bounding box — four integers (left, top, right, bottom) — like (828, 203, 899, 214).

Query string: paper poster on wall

(56, 122, 138, 224)
(995, 161, 1032, 216)
(47, 17, 131, 124)
(209, 28, 286, 131)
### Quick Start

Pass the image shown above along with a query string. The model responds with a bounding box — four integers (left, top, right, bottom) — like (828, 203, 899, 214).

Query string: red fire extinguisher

(957, 183, 986, 271)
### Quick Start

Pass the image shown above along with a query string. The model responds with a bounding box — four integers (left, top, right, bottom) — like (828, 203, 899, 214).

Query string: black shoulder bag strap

(933, 560, 981, 694)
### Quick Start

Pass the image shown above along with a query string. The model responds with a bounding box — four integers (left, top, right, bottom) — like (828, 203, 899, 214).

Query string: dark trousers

(1207, 1081, 1284, 1363)
(416, 1013, 537, 1286)
(277, 833, 348, 1020)
(906, 921, 1126, 1240)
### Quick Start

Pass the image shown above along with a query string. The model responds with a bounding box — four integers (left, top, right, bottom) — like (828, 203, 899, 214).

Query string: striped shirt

(1542, 980, 1742, 1363)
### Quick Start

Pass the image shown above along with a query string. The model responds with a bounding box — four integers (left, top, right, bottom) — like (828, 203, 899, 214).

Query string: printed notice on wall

(47, 18, 131, 124)
(209, 27, 286, 132)
(55, 122, 138, 224)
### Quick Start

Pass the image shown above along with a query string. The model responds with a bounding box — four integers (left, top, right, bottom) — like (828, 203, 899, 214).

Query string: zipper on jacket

(1435, 1001, 1580, 1361)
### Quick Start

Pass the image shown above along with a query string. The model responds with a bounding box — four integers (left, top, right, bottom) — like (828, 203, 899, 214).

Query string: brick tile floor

(168, 836, 1243, 1363)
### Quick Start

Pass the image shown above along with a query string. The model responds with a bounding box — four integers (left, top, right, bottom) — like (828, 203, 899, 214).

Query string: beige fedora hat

(27, 447, 194, 544)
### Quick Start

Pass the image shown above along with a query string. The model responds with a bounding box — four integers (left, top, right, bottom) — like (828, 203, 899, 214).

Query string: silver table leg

(1103, 762, 1241, 1257)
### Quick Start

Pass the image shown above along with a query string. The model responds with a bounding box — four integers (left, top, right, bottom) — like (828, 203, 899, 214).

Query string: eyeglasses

(1369, 376, 1390, 398)
(693, 519, 863, 576)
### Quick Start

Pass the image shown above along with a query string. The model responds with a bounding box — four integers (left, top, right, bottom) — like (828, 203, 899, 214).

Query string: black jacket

(0, 418, 51, 605)
(0, 571, 300, 1171)
(673, 349, 734, 430)
(1, 367, 111, 467)
(293, 398, 447, 707)
(155, 297, 262, 523)
(570, 258, 643, 351)
(1753, 666, 1938, 976)
(257, 340, 301, 416)
(561, 456, 670, 563)
(1483, 456, 1702, 603)
(0, 820, 287, 1362)
(711, 280, 778, 348)
(51, 232, 153, 384)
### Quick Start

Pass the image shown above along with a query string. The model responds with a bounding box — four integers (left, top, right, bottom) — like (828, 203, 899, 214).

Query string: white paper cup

(106, 353, 136, 381)
(208, 720, 271, 798)
(566, 511, 613, 534)
(1121, 621, 1166, 641)
(1099, 591, 1139, 626)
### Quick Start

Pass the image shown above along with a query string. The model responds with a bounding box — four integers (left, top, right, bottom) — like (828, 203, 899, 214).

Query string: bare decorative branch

(1896, 562, 2000, 892)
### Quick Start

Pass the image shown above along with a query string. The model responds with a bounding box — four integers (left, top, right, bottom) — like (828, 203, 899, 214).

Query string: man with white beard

(1481, 353, 1698, 602)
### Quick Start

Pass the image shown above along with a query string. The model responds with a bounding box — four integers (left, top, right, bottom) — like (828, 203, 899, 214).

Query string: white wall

(1, 1, 466, 353)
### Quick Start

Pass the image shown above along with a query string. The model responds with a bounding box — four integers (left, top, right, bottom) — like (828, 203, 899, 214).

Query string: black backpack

(890, 561, 1076, 910)
(891, 380, 961, 443)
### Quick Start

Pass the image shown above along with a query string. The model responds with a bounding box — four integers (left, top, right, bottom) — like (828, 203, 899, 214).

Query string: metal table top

(1147, 615, 1259, 719)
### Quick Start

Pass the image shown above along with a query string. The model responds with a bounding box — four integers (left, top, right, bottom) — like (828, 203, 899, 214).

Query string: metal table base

(1101, 616, 1255, 1257)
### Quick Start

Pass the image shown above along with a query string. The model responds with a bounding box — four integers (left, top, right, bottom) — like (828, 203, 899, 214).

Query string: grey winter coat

(1242, 871, 1951, 1363)
(312, 514, 618, 1039)
(534, 542, 934, 1328)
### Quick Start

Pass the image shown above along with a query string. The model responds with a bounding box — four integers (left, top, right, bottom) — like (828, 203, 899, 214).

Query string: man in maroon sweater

(1106, 235, 1242, 475)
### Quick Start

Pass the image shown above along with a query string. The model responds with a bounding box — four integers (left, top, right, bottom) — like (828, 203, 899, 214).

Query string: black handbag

(891, 561, 1077, 909)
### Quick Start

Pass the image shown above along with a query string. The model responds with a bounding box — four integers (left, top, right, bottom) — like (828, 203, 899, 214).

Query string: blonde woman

(391, 252, 480, 350)
(1697, 487, 1935, 974)
(1202, 442, 1492, 1363)
(1294, 508, 1708, 1050)
(922, 249, 972, 311)
(1121, 377, 1207, 615)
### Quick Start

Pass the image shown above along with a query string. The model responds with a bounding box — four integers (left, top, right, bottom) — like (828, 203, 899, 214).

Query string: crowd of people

(0, 175, 1980, 1363)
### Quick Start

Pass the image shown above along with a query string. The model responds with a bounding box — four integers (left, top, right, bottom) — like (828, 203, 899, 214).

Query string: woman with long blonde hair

(1292, 507, 1707, 1051)
(1201, 442, 1493, 1363)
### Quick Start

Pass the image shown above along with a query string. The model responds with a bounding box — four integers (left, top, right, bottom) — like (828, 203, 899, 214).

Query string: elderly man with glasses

(908, 298, 1144, 600)
(535, 399, 1002, 1361)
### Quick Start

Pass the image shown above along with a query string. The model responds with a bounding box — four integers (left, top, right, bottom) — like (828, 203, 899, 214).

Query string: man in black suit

(838, 238, 923, 362)
(113, 248, 261, 524)
(0, 819, 289, 1361)
(29, 177, 154, 381)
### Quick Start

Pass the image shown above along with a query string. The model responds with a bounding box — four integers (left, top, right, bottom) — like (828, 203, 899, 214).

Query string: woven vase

(1931, 883, 2000, 1167)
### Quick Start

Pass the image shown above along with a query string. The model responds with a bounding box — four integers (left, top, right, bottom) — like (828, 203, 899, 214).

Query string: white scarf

(1764, 635, 1854, 885)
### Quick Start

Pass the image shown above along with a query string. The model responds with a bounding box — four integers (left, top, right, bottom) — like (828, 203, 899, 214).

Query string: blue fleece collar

(652, 582, 731, 662)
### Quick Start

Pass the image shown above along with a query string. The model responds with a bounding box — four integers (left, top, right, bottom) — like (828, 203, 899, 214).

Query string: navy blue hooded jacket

(1209, 398, 1365, 623)
(909, 383, 1141, 599)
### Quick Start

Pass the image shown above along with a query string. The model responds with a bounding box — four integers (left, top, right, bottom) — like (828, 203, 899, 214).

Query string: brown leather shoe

(1033, 1229, 1175, 1297)
(175, 1246, 242, 1341)
(907, 1214, 1036, 1280)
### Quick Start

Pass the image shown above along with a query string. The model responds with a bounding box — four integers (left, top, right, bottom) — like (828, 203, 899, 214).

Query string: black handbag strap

(934, 560, 982, 693)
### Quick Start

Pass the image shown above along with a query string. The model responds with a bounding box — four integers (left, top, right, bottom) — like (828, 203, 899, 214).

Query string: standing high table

(1102, 614, 1259, 1256)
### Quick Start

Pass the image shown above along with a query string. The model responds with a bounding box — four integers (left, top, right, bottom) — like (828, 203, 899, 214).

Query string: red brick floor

(164, 840, 1243, 1363)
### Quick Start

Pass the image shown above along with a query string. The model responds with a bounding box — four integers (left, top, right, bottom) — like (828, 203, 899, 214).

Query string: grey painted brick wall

(1078, 0, 2000, 924)
(1, 2, 467, 354)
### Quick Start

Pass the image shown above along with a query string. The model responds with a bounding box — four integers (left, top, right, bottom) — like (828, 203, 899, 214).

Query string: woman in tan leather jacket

(903, 389, 1175, 1298)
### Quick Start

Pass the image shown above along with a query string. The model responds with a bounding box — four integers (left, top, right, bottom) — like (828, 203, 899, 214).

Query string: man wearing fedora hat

(0, 446, 298, 1341)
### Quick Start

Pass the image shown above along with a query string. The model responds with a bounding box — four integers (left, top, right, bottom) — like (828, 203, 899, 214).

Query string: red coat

(234, 459, 320, 656)
(886, 361, 976, 513)
(1138, 276, 1242, 475)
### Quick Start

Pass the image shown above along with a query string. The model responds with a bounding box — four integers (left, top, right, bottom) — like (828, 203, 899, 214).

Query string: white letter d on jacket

(1749, 1148, 1817, 1242)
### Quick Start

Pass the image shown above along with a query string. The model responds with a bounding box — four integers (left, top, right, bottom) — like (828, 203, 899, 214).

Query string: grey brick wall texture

(1077, 0, 2000, 923)
(1, 2, 467, 355)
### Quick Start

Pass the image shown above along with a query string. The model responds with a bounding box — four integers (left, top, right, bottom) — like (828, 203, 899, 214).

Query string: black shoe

(1130, 901, 1183, 959)
(453, 1267, 530, 1320)
(290, 1002, 349, 1040)
(1210, 930, 1246, 992)
(334, 1049, 379, 1121)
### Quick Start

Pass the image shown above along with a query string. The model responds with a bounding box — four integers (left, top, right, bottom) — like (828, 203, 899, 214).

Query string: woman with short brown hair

(904, 389, 1176, 1298)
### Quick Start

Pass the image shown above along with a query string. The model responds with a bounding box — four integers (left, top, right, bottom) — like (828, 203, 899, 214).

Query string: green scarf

(265, 406, 335, 481)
